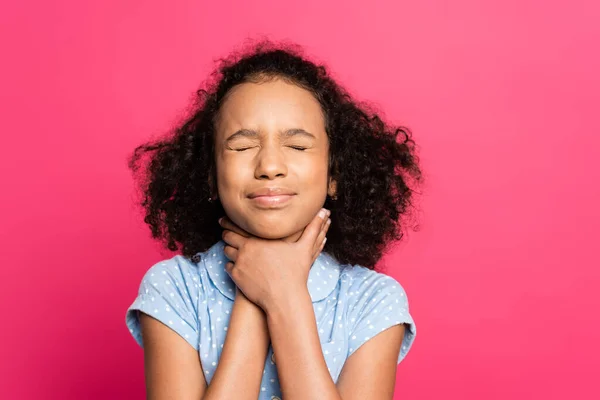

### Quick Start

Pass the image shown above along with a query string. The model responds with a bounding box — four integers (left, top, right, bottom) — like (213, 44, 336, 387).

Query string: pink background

(1, 0, 599, 398)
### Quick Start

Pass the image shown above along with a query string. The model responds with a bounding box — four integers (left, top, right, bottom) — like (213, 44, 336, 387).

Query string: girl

(126, 40, 422, 399)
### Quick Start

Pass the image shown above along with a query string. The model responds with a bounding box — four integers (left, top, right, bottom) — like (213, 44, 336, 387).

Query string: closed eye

(289, 146, 307, 151)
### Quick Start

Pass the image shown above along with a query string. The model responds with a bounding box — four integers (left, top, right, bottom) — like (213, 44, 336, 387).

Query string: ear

(328, 177, 337, 199)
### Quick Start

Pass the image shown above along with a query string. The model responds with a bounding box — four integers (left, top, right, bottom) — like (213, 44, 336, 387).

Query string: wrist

(234, 288, 269, 331)
(264, 285, 311, 318)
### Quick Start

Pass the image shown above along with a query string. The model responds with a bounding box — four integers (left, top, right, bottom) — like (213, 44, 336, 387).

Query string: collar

(196, 240, 341, 302)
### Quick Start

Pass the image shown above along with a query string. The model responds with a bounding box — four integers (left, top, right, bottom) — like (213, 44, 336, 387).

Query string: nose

(254, 144, 287, 180)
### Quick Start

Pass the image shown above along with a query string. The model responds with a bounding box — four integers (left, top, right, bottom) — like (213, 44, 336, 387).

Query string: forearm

(202, 289, 270, 400)
(265, 289, 343, 400)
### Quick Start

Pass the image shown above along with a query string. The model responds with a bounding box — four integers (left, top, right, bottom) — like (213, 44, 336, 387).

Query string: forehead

(215, 79, 325, 135)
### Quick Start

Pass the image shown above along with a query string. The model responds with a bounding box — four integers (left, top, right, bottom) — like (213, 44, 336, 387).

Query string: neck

(282, 229, 303, 243)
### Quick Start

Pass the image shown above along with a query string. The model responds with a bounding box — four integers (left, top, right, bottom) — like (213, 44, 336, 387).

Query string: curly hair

(128, 40, 423, 270)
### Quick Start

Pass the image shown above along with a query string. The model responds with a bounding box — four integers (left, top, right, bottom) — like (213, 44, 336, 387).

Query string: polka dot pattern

(125, 259, 201, 350)
(344, 268, 416, 364)
(125, 240, 416, 398)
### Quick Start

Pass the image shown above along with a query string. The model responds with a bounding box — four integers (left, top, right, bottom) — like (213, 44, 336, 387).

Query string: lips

(247, 187, 297, 208)
(247, 187, 297, 198)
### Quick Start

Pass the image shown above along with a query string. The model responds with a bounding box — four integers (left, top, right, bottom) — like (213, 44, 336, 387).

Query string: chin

(240, 217, 301, 240)
(250, 224, 296, 240)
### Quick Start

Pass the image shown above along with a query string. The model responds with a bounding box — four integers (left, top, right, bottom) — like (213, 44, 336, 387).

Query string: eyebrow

(225, 128, 317, 142)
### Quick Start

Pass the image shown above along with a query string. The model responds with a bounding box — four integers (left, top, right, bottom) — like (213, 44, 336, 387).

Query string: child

(125, 40, 422, 399)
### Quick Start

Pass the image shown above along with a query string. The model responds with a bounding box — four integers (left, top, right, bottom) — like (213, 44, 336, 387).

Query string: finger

(312, 217, 331, 255)
(223, 245, 238, 262)
(318, 210, 329, 236)
(319, 236, 328, 253)
(298, 208, 330, 248)
(222, 229, 245, 249)
(310, 209, 330, 251)
(311, 235, 328, 265)
(312, 225, 329, 261)
(225, 262, 235, 277)
(218, 217, 250, 238)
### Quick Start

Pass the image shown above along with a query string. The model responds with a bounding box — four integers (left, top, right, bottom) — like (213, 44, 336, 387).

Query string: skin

(214, 78, 336, 241)
(139, 78, 406, 399)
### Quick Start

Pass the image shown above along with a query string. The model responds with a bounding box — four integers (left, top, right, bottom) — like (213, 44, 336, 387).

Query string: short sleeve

(125, 256, 201, 350)
(347, 272, 416, 364)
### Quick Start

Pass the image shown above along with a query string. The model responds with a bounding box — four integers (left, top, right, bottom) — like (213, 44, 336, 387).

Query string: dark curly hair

(128, 40, 423, 270)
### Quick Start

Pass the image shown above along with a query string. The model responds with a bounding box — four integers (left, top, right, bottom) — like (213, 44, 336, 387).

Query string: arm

(265, 289, 342, 400)
(139, 288, 270, 400)
(203, 288, 271, 399)
(336, 324, 405, 400)
(265, 289, 406, 400)
(139, 312, 205, 399)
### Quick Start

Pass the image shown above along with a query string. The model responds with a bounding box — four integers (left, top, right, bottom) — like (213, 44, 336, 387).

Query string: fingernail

(218, 217, 223, 224)
(322, 237, 327, 245)
(318, 208, 327, 219)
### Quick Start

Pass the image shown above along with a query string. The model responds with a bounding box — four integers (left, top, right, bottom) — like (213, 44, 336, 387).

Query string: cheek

(215, 156, 246, 191)
(215, 163, 239, 212)
(215, 167, 244, 222)
(293, 156, 329, 188)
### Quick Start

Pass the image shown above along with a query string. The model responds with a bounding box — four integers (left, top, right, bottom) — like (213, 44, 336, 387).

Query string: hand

(219, 208, 331, 312)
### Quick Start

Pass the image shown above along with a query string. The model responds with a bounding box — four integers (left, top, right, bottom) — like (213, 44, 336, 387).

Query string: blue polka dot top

(126, 240, 416, 399)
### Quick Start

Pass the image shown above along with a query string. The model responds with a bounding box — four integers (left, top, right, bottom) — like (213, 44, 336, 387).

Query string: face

(214, 78, 335, 241)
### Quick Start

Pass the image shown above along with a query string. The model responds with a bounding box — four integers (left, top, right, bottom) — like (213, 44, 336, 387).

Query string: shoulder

(341, 264, 416, 364)
(140, 254, 202, 285)
(135, 253, 210, 309)
(125, 253, 206, 350)
(341, 264, 409, 300)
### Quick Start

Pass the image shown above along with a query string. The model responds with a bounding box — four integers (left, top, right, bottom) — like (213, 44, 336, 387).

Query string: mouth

(247, 187, 297, 208)
(248, 194, 295, 208)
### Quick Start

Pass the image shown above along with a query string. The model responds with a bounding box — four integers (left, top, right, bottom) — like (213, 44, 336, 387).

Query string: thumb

(298, 208, 329, 247)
